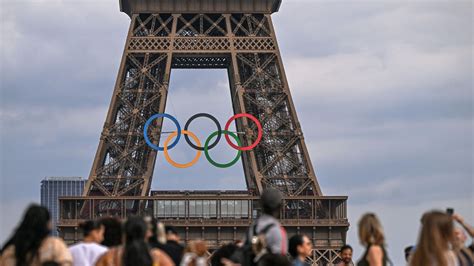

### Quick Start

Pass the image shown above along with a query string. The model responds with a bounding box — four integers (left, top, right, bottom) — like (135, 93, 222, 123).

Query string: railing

(58, 195, 348, 225)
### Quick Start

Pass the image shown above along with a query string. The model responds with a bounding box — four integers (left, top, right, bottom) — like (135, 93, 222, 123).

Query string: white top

(69, 242, 108, 266)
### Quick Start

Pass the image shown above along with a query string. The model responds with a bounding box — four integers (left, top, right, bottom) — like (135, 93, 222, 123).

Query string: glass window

(178, 200, 185, 217)
(235, 200, 243, 218)
(195, 200, 203, 216)
(203, 200, 210, 218)
(228, 200, 235, 217)
(156, 200, 165, 217)
(164, 200, 171, 217)
(220, 200, 227, 218)
(189, 200, 196, 217)
(242, 200, 249, 218)
(210, 200, 217, 218)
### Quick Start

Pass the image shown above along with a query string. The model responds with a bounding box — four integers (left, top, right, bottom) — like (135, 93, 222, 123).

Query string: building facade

(40, 177, 86, 236)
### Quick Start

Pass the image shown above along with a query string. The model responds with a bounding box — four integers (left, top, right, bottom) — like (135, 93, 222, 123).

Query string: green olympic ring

(204, 130, 242, 168)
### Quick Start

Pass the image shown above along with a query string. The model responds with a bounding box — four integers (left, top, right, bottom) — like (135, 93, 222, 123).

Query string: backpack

(229, 223, 275, 266)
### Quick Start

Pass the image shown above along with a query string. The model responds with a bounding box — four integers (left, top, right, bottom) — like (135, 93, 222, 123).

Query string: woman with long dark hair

(96, 216, 174, 266)
(100, 217, 123, 248)
(0, 204, 72, 266)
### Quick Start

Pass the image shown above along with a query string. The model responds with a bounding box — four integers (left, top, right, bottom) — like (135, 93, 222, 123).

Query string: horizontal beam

(58, 219, 349, 227)
(120, 0, 282, 17)
(58, 195, 348, 200)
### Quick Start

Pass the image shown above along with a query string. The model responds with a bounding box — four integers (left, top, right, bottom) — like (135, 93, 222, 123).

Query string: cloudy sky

(0, 0, 472, 264)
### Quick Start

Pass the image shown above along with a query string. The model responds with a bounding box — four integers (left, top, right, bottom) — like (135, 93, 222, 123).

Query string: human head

(404, 246, 414, 262)
(210, 243, 238, 266)
(358, 213, 385, 246)
(123, 216, 152, 266)
(165, 225, 180, 242)
(145, 217, 166, 245)
(340, 245, 353, 264)
(410, 210, 454, 266)
(7, 204, 51, 265)
(454, 227, 467, 247)
(288, 235, 312, 259)
(100, 217, 123, 247)
(187, 240, 207, 257)
(79, 220, 104, 243)
(261, 188, 283, 217)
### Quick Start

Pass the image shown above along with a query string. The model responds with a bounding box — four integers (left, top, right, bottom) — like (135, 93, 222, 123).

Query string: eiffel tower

(58, 1, 349, 264)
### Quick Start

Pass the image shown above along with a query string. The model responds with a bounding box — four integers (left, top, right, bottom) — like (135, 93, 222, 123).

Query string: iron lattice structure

(58, 1, 349, 265)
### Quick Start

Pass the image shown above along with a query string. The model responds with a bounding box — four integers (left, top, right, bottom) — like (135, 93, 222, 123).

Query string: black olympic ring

(184, 113, 222, 151)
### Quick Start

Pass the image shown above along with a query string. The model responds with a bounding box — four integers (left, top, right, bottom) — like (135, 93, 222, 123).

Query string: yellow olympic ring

(163, 130, 201, 168)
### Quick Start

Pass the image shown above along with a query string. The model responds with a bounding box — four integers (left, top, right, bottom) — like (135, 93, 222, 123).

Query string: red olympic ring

(224, 113, 262, 151)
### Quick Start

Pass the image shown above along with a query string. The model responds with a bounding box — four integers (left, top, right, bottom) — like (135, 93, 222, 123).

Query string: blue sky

(0, 0, 472, 264)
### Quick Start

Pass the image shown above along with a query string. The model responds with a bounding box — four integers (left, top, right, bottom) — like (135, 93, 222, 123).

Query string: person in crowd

(100, 217, 123, 248)
(258, 253, 291, 266)
(180, 240, 208, 266)
(288, 234, 312, 266)
(409, 210, 458, 266)
(403, 246, 414, 263)
(162, 226, 185, 266)
(337, 245, 354, 266)
(95, 216, 174, 266)
(0, 204, 73, 266)
(453, 213, 474, 265)
(356, 213, 390, 266)
(454, 227, 473, 265)
(146, 217, 167, 249)
(68, 220, 107, 266)
(211, 243, 239, 266)
(147, 217, 184, 266)
(248, 188, 288, 255)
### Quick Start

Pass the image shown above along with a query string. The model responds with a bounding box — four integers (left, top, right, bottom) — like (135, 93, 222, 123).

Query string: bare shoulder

(96, 247, 119, 266)
(150, 248, 174, 266)
(41, 236, 69, 251)
(150, 248, 166, 258)
(44, 236, 66, 245)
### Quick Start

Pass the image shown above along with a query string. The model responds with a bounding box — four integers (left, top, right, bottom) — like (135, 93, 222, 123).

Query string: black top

(458, 247, 474, 266)
(357, 244, 389, 266)
(159, 240, 184, 266)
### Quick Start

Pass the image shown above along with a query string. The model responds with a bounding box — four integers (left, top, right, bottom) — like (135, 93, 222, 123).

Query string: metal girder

(84, 12, 323, 199)
(76, 7, 347, 265)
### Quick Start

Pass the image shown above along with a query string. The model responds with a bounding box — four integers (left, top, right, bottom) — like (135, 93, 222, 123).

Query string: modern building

(40, 177, 86, 236)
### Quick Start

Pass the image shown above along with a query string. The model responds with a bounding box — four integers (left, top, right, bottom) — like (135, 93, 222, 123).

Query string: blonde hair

(358, 213, 385, 246)
(410, 210, 454, 266)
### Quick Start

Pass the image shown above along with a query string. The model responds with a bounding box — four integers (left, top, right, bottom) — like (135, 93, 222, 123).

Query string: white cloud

(286, 44, 472, 106)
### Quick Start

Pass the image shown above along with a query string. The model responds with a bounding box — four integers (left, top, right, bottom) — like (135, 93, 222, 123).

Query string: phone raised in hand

(446, 208, 454, 216)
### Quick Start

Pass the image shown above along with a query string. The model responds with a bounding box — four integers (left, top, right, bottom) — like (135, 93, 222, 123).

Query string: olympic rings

(184, 113, 221, 151)
(204, 130, 242, 168)
(163, 130, 201, 168)
(144, 113, 181, 151)
(143, 112, 262, 168)
(224, 113, 262, 151)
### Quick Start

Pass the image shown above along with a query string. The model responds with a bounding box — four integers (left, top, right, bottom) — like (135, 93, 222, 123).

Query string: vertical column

(224, 14, 262, 194)
(141, 14, 178, 196)
(83, 14, 138, 196)
(265, 15, 322, 196)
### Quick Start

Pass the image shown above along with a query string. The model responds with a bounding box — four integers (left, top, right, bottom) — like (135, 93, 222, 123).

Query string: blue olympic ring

(143, 113, 181, 151)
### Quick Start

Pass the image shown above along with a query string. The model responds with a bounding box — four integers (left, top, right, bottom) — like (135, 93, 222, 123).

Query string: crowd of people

(0, 188, 472, 266)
